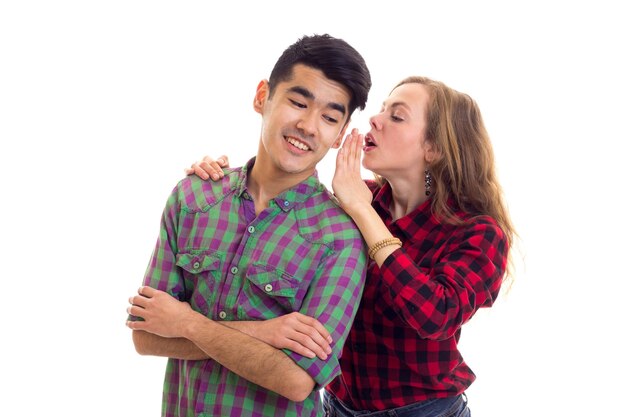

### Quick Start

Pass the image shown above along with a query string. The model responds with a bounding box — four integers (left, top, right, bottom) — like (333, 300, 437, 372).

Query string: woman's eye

(391, 115, 404, 122)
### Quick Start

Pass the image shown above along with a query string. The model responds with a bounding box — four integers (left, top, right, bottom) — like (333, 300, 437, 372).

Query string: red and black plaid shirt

(326, 181, 508, 410)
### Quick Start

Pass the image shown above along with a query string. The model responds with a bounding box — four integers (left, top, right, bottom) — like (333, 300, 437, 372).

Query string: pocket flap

(176, 252, 221, 273)
(245, 264, 300, 298)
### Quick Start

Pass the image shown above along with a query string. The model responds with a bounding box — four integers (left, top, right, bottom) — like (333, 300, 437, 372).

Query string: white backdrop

(1, 1, 624, 416)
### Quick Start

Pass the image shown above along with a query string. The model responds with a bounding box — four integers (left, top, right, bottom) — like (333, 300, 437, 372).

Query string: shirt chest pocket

(238, 264, 304, 319)
(176, 252, 222, 316)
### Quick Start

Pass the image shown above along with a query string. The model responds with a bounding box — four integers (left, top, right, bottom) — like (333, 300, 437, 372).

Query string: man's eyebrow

(288, 86, 314, 100)
(288, 86, 347, 116)
(328, 102, 346, 116)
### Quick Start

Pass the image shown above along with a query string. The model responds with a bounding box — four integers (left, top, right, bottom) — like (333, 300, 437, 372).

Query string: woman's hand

(185, 155, 230, 181)
(332, 129, 373, 214)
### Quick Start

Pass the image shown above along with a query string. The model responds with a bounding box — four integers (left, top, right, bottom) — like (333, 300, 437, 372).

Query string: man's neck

(247, 156, 313, 215)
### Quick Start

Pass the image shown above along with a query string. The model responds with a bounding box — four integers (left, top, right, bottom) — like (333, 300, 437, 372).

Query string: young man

(126, 34, 372, 417)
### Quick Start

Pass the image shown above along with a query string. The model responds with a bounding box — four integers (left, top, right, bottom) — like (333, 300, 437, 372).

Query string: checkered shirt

(141, 158, 367, 417)
(326, 180, 508, 410)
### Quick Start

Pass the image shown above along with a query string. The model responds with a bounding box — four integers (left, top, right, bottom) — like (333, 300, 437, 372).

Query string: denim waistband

(323, 390, 466, 417)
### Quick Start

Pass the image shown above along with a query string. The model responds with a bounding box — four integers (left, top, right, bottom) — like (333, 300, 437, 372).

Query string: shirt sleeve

(379, 217, 508, 340)
(128, 182, 186, 323)
(282, 227, 367, 389)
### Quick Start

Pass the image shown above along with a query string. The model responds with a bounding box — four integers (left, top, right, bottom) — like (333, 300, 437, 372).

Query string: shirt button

(230, 266, 238, 274)
(247, 226, 255, 234)
(218, 311, 227, 319)
(193, 261, 200, 269)
(264, 284, 273, 292)
(283, 201, 290, 207)
(243, 192, 250, 199)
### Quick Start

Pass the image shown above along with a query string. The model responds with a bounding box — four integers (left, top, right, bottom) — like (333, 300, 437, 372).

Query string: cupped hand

(332, 129, 373, 214)
(185, 155, 230, 181)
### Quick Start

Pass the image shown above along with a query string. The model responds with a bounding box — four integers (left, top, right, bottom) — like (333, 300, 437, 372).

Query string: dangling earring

(424, 170, 432, 196)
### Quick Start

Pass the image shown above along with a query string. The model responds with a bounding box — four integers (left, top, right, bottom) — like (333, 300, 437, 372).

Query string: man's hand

(126, 286, 196, 338)
(229, 312, 333, 360)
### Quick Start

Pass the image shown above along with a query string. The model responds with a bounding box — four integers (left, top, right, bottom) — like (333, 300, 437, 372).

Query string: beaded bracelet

(368, 237, 402, 259)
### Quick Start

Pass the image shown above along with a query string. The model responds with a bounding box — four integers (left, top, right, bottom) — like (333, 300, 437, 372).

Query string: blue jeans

(323, 390, 470, 417)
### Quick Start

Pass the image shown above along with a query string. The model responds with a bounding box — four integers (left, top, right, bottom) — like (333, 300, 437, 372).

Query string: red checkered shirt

(326, 180, 508, 410)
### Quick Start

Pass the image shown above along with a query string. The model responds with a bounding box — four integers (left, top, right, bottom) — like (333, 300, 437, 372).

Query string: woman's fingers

(187, 154, 230, 180)
(214, 155, 230, 168)
(198, 160, 223, 181)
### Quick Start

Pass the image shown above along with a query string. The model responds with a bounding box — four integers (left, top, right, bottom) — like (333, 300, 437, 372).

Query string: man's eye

(289, 99, 306, 108)
(324, 115, 338, 124)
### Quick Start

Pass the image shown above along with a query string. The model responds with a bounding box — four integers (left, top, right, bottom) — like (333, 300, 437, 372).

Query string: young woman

(189, 76, 515, 417)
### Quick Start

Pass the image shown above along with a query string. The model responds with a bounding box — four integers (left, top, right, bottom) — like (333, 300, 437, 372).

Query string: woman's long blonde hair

(381, 76, 516, 281)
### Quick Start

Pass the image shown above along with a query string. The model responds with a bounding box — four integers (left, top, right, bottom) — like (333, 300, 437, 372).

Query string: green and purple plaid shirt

(141, 158, 367, 417)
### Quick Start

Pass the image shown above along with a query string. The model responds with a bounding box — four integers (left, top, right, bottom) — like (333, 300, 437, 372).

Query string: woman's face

(362, 82, 431, 180)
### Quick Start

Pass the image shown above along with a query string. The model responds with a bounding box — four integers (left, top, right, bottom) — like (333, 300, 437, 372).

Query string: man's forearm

(184, 313, 315, 402)
(132, 330, 209, 360)
(220, 321, 260, 338)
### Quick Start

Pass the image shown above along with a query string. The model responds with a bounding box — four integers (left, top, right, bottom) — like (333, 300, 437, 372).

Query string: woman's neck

(387, 176, 429, 221)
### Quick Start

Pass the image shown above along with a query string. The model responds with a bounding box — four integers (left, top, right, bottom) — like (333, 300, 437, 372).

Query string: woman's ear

(253, 80, 269, 113)
(423, 140, 441, 164)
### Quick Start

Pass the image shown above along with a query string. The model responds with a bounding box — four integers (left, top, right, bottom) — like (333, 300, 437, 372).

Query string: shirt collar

(371, 181, 393, 214)
(235, 157, 324, 212)
(372, 181, 436, 238)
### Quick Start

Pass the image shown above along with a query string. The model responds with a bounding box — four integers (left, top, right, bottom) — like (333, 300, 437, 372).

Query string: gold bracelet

(368, 237, 402, 259)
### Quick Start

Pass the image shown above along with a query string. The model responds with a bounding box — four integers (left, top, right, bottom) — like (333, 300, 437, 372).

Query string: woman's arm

(332, 129, 401, 266)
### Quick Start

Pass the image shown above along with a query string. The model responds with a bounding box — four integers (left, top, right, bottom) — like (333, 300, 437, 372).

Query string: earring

(424, 170, 432, 196)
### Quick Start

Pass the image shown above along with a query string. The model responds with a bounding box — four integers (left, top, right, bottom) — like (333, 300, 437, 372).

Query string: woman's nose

(369, 114, 382, 130)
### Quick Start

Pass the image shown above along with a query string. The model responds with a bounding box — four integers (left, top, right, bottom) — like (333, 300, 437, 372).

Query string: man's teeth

(287, 137, 310, 151)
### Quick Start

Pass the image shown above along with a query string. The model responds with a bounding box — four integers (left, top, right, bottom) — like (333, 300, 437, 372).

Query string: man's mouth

(286, 136, 311, 151)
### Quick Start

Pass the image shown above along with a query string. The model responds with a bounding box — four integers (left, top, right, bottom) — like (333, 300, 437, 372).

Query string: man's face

(254, 64, 351, 180)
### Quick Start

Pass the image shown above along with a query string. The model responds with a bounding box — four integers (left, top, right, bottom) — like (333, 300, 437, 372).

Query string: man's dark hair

(268, 34, 372, 117)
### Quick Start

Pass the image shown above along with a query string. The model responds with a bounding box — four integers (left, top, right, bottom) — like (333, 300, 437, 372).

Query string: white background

(1, 1, 624, 416)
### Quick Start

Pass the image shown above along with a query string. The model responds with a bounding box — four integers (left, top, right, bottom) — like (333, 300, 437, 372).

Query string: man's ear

(332, 120, 351, 149)
(253, 80, 269, 114)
